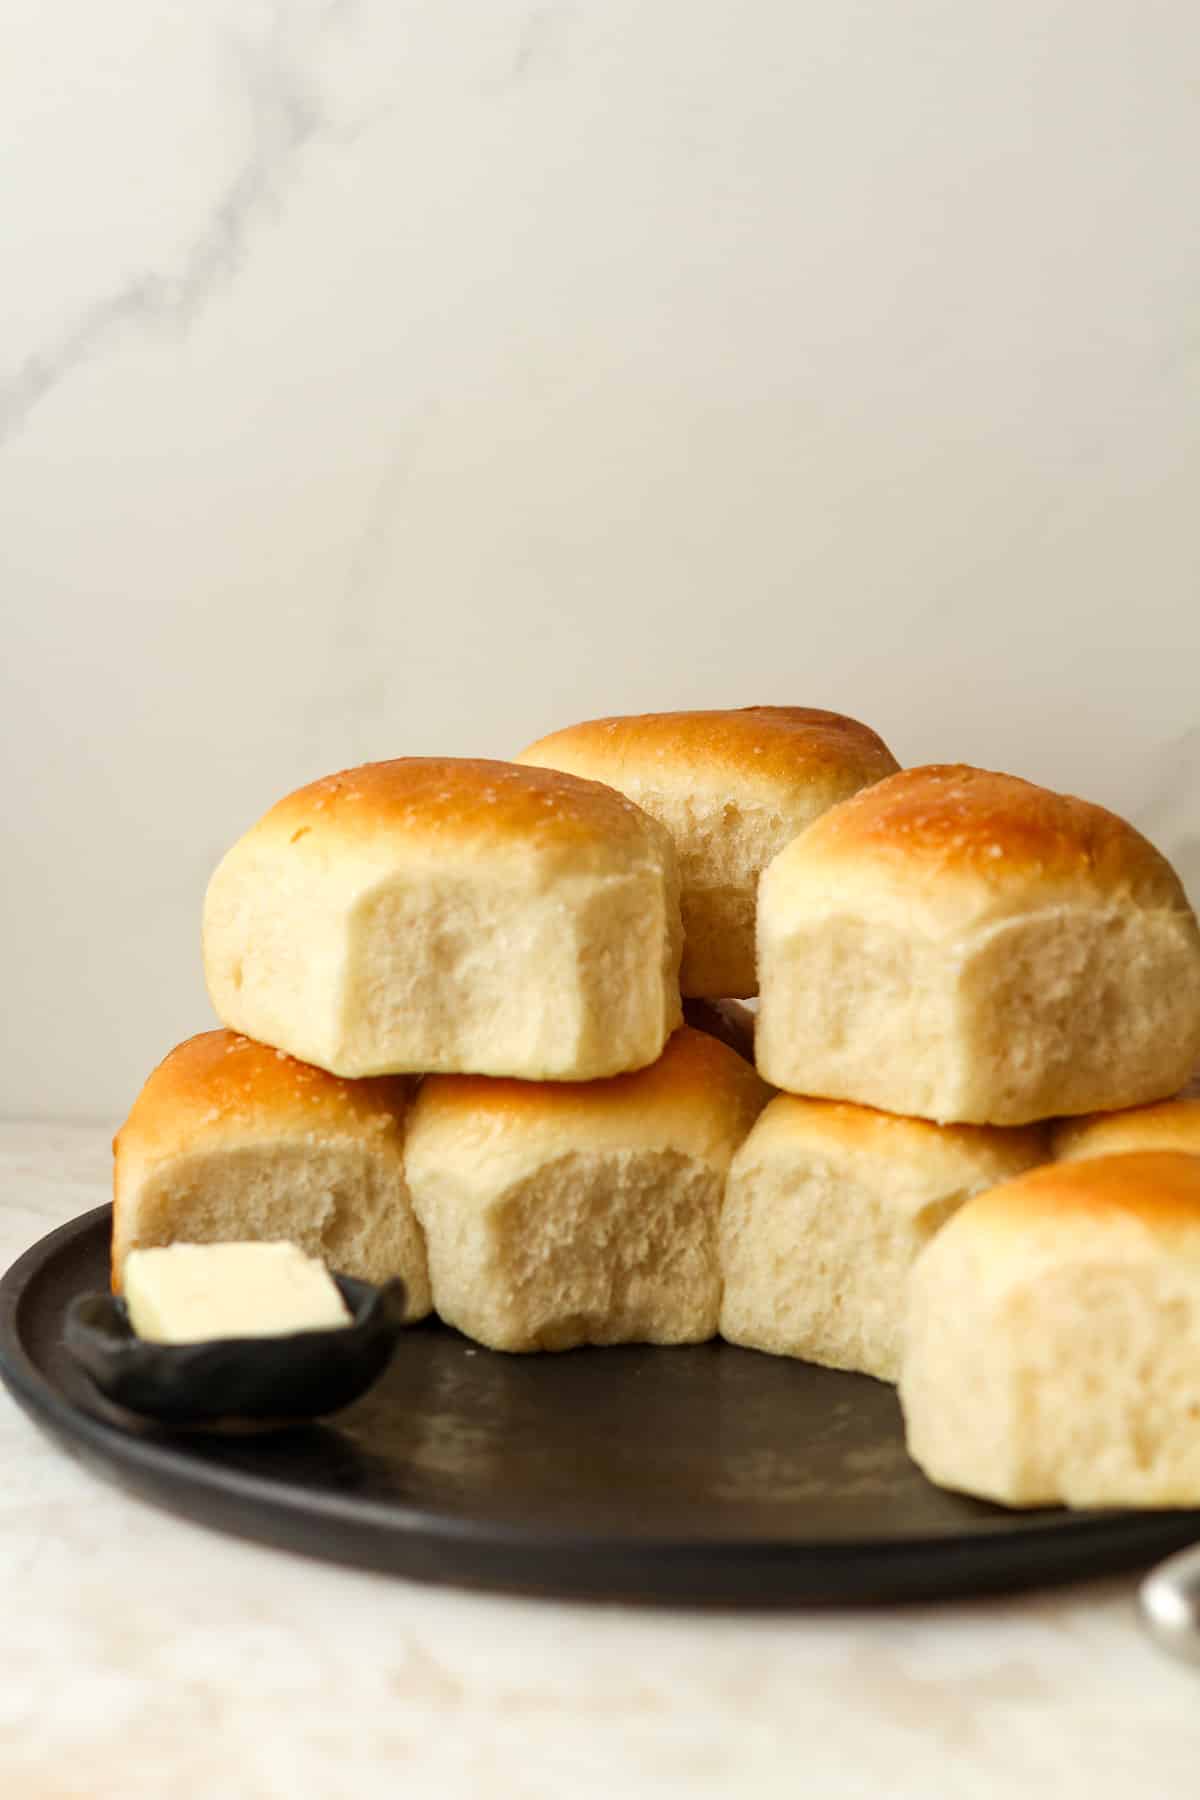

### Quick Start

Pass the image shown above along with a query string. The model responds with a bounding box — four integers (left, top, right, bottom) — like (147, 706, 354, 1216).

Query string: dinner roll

(204, 758, 682, 1081)
(405, 1027, 770, 1352)
(516, 707, 899, 998)
(112, 1030, 431, 1314)
(719, 1097, 1046, 1380)
(757, 764, 1200, 1125)
(900, 1153, 1200, 1507)
(1052, 1071, 1200, 1164)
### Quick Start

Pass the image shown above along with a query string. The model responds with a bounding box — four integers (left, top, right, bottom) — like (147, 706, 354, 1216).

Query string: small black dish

(63, 1273, 408, 1430)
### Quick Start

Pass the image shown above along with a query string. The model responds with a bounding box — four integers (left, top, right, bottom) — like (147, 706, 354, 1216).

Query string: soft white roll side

(112, 1029, 432, 1317)
(719, 1096, 1047, 1380)
(405, 1027, 770, 1353)
(203, 757, 683, 1081)
(900, 1153, 1200, 1508)
(757, 764, 1200, 1124)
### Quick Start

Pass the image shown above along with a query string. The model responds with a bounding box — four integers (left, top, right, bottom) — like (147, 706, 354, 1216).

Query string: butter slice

(124, 1242, 352, 1343)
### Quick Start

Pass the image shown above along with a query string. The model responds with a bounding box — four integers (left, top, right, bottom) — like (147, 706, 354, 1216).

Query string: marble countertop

(1, 1121, 1196, 1799)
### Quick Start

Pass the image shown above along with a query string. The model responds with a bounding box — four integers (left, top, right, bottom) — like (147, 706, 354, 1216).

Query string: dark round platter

(3, 1205, 1198, 1605)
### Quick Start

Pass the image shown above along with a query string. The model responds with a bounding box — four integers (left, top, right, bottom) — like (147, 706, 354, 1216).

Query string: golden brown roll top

(732, 1091, 1049, 1177)
(937, 1149, 1200, 1254)
(256, 756, 664, 872)
(114, 1027, 413, 1169)
(517, 707, 899, 998)
(407, 1025, 771, 1177)
(518, 707, 898, 797)
(1052, 1083, 1200, 1163)
(768, 763, 1194, 925)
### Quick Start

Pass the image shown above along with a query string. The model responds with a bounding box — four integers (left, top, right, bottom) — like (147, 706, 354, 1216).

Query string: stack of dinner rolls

(111, 710, 1200, 1508)
(733, 762, 1200, 1505)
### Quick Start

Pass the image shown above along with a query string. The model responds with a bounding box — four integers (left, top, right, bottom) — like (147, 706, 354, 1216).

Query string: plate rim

(5, 1203, 1200, 1603)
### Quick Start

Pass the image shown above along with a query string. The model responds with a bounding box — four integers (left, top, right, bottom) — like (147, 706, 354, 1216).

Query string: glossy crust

(1052, 1083, 1200, 1163)
(775, 764, 1191, 915)
(740, 1093, 1049, 1171)
(407, 1026, 771, 1169)
(114, 1030, 412, 1169)
(254, 757, 661, 867)
(953, 1150, 1200, 1241)
(517, 707, 898, 795)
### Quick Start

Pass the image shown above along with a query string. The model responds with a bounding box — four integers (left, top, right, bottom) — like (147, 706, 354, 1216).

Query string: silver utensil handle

(1140, 1543, 1200, 1664)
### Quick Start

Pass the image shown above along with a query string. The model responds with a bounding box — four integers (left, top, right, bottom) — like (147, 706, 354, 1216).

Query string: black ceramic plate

(3, 1205, 1199, 1605)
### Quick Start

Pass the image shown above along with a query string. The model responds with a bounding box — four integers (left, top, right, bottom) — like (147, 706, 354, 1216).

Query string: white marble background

(3, 0, 1199, 1122)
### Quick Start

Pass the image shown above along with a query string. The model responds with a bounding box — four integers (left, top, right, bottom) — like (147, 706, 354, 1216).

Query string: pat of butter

(124, 1242, 352, 1343)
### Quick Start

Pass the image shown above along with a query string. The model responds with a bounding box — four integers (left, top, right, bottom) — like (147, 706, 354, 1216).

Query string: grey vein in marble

(0, 2, 572, 450)
(492, 5, 571, 91)
(0, 25, 328, 448)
